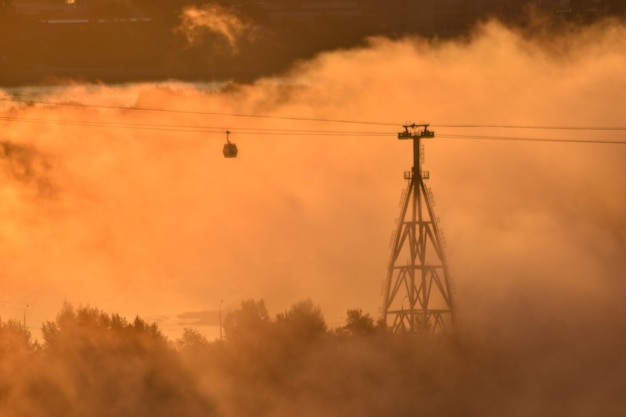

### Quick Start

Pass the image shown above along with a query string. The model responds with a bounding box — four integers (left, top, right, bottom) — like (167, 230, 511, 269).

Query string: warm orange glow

(0, 21, 624, 347)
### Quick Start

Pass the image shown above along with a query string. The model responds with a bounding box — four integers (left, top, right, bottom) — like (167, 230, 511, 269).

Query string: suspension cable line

(436, 124, 626, 131)
(4, 97, 626, 132)
(0, 97, 399, 127)
(439, 134, 626, 145)
(2, 97, 626, 144)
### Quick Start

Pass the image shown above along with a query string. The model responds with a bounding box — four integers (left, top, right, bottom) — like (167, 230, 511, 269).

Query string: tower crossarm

(398, 124, 435, 140)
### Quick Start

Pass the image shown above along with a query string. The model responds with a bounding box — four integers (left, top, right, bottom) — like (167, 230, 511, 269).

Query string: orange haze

(0, 20, 625, 340)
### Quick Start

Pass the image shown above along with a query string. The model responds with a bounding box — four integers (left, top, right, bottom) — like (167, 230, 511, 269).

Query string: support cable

(2, 98, 626, 143)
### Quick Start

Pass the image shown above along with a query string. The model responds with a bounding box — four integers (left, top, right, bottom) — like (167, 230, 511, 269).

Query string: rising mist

(0, 15, 625, 416)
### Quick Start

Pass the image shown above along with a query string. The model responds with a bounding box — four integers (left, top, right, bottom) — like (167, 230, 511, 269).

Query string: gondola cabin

(223, 130, 238, 158)
(223, 142, 238, 158)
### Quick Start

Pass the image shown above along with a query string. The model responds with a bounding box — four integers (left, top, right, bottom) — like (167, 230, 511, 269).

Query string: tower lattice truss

(382, 124, 455, 334)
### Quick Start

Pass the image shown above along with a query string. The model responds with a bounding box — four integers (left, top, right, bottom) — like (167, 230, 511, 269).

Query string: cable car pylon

(382, 123, 456, 335)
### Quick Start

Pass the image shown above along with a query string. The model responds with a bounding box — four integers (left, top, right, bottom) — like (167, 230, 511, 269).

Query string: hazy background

(0, 18, 625, 346)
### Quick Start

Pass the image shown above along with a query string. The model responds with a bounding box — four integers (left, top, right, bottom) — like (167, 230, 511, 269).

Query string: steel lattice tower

(382, 124, 455, 334)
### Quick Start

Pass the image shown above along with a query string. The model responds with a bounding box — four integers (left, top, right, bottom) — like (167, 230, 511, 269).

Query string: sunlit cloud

(177, 4, 260, 54)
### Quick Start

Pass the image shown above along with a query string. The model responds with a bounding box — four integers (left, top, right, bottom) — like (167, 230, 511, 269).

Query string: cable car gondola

(223, 130, 238, 158)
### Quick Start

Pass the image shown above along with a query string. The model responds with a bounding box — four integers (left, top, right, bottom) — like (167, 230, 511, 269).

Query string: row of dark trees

(0, 300, 466, 417)
(2, 298, 626, 417)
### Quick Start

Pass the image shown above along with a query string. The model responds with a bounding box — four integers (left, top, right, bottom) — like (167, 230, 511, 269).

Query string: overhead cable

(440, 134, 626, 145)
(0, 97, 398, 127)
(2, 98, 626, 144)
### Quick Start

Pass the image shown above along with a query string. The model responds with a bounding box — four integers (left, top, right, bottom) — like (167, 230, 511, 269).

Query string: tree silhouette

(0, 318, 34, 355)
(177, 327, 210, 352)
(36, 303, 216, 417)
(343, 308, 377, 337)
(223, 299, 272, 347)
(0, 318, 36, 415)
(275, 298, 327, 348)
